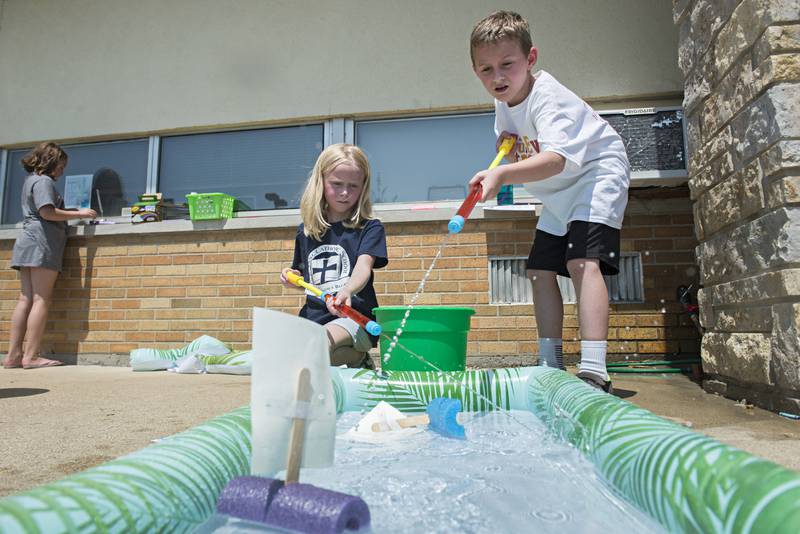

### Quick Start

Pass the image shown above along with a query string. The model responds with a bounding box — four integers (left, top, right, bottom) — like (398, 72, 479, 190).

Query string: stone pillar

(674, 0, 800, 412)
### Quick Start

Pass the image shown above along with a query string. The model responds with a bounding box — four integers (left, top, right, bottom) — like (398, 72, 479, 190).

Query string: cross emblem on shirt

(312, 255, 340, 285)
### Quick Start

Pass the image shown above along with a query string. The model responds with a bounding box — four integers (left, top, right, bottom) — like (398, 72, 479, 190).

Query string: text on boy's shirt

(515, 136, 540, 161)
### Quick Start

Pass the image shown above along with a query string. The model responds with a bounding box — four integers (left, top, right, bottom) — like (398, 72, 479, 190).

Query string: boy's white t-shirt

(494, 70, 630, 236)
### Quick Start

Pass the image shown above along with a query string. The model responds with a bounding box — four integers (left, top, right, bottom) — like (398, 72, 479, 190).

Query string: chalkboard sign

(601, 109, 685, 172)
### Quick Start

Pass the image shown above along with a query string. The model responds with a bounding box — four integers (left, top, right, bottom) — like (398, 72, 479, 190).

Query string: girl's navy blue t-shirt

(292, 219, 388, 334)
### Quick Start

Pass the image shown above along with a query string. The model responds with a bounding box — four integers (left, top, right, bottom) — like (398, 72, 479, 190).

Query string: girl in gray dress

(3, 143, 96, 369)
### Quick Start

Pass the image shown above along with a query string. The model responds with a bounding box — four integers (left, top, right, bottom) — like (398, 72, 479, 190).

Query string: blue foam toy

(448, 215, 465, 234)
(426, 397, 466, 439)
(364, 321, 382, 336)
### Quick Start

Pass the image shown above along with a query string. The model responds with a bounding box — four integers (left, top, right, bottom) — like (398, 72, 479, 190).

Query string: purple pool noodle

(264, 482, 370, 534)
(216, 476, 284, 523)
(427, 397, 466, 439)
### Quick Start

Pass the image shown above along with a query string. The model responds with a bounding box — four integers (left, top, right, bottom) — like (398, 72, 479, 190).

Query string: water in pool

(203, 410, 666, 533)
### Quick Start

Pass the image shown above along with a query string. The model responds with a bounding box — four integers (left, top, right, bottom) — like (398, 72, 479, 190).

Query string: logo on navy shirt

(308, 244, 351, 292)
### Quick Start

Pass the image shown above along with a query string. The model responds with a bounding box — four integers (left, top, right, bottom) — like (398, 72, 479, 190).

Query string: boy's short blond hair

(470, 10, 533, 65)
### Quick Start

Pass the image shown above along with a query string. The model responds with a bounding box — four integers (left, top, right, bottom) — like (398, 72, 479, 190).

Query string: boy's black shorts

(526, 221, 620, 277)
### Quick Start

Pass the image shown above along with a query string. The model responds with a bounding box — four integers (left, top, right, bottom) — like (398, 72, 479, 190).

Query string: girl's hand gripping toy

(448, 135, 517, 234)
(284, 271, 382, 336)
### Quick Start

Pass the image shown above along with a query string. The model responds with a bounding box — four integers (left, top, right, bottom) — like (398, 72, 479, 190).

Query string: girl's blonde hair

(300, 144, 374, 241)
(21, 142, 68, 177)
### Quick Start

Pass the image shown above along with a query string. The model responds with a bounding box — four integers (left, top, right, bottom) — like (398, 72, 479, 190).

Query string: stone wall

(674, 0, 800, 412)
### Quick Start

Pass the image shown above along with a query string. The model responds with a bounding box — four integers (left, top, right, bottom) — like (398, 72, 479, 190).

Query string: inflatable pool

(1, 366, 799, 533)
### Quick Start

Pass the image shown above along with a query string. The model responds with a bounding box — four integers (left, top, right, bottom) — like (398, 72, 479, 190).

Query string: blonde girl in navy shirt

(280, 144, 387, 368)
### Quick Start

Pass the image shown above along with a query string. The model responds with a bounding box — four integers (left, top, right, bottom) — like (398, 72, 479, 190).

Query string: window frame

(155, 121, 326, 213)
(0, 138, 151, 224)
(0, 105, 687, 223)
(353, 111, 501, 208)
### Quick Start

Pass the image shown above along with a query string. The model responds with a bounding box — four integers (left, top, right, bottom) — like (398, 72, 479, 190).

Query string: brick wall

(0, 188, 699, 366)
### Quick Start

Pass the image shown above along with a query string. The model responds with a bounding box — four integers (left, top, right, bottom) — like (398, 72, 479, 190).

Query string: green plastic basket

(186, 193, 235, 221)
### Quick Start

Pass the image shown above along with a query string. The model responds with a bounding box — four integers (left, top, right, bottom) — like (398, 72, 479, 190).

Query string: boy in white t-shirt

(468, 11, 630, 393)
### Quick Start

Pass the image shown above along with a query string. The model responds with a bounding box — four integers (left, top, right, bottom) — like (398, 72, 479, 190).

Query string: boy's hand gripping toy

(448, 135, 517, 234)
(285, 271, 382, 336)
(371, 397, 466, 440)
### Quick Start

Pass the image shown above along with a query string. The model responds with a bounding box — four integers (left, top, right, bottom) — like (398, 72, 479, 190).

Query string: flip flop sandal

(3, 360, 23, 369)
(22, 358, 64, 369)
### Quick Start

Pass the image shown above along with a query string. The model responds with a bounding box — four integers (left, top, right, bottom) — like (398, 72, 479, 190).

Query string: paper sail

(250, 308, 336, 476)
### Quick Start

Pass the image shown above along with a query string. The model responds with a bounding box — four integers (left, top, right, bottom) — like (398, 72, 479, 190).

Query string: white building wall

(0, 0, 681, 146)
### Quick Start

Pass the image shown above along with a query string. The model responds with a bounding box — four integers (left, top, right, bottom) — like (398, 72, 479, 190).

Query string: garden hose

(607, 358, 701, 374)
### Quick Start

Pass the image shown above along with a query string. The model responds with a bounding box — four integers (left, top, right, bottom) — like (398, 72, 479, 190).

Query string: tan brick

(231, 274, 263, 288)
(96, 289, 126, 299)
(112, 299, 140, 309)
(218, 263, 251, 275)
(142, 255, 172, 266)
(96, 267, 126, 278)
(471, 329, 499, 341)
(171, 298, 203, 309)
(187, 286, 218, 297)
(478, 341, 519, 354)
(115, 256, 143, 266)
(139, 298, 171, 309)
(637, 340, 679, 354)
(112, 278, 142, 288)
(203, 253, 236, 263)
(609, 315, 637, 327)
(219, 286, 250, 297)
(415, 281, 459, 293)
(75, 342, 111, 352)
(95, 310, 126, 321)
(441, 293, 479, 304)
(138, 320, 171, 331)
(154, 265, 187, 276)
(109, 343, 138, 353)
(155, 332, 188, 342)
(156, 287, 187, 298)
(440, 269, 477, 280)
(126, 331, 157, 342)
(154, 309, 186, 319)
(158, 244, 188, 254)
(219, 241, 253, 252)
(498, 328, 532, 341)
(174, 255, 204, 265)
(460, 280, 489, 292)
(387, 235, 420, 246)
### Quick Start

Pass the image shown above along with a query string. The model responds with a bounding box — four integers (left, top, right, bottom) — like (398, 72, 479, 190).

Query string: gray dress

(10, 174, 68, 272)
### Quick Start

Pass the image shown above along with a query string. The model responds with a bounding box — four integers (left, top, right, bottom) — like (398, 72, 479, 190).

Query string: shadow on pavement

(0, 388, 49, 399)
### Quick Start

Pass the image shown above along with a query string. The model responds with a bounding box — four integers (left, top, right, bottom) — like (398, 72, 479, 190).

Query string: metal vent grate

(489, 257, 533, 304)
(489, 253, 644, 304)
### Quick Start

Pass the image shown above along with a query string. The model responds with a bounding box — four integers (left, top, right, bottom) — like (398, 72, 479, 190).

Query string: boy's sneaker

(576, 370, 613, 394)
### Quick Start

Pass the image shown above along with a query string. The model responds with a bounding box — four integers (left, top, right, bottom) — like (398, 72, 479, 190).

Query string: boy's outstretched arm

(470, 151, 566, 202)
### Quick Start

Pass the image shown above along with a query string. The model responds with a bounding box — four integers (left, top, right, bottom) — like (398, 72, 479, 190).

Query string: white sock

(538, 338, 564, 369)
(579, 340, 607, 379)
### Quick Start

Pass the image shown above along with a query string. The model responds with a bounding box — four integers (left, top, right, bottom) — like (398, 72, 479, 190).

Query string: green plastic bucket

(374, 306, 475, 372)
